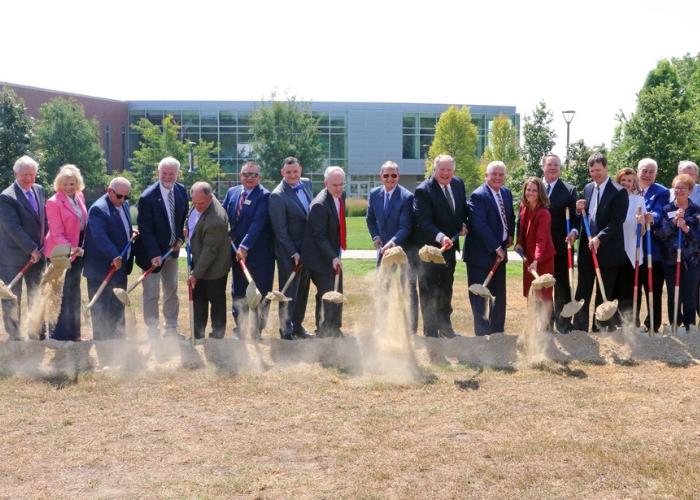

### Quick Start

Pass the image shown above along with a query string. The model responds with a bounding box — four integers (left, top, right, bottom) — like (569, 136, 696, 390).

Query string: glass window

(330, 113, 346, 127)
(129, 110, 145, 125)
(201, 133, 218, 146)
(420, 114, 437, 129)
(330, 134, 346, 159)
(146, 110, 164, 126)
(183, 111, 200, 126)
(403, 135, 418, 160)
(201, 111, 218, 126)
(219, 111, 236, 126)
(238, 113, 251, 128)
(420, 135, 433, 159)
(219, 133, 236, 157)
(403, 113, 418, 131)
(164, 111, 181, 124)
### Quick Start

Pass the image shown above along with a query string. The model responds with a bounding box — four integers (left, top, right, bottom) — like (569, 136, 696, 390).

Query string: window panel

(146, 110, 164, 126)
(420, 135, 434, 159)
(219, 133, 236, 157)
(183, 111, 200, 126)
(403, 113, 418, 131)
(201, 111, 218, 126)
(403, 135, 418, 159)
(330, 113, 346, 127)
(219, 111, 236, 126)
(237, 113, 251, 127)
(129, 110, 146, 125)
(330, 134, 346, 159)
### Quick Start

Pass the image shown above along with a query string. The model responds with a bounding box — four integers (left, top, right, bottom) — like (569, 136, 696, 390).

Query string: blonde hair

(614, 167, 641, 195)
(53, 164, 85, 193)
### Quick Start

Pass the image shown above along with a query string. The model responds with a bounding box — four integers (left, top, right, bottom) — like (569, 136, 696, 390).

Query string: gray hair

(678, 160, 698, 175)
(324, 166, 345, 181)
(53, 164, 85, 193)
(486, 160, 507, 175)
(433, 154, 455, 170)
(108, 176, 131, 191)
(158, 156, 181, 172)
(13, 155, 39, 174)
(637, 158, 658, 172)
(190, 181, 213, 196)
(380, 161, 400, 173)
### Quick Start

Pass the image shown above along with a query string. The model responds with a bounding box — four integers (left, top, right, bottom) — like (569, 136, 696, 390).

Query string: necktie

(384, 191, 390, 212)
(293, 184, 309, 213)
(495, 190, 508, 238)
(168, 189, 176, 246)
(589, 186, 600, 234)
(26, 190, 38, 214)
(546, 183, 553, 197)
(339, 198, 347, 251)
(444, 185, 455, 214)
(236, 191, 247, 221)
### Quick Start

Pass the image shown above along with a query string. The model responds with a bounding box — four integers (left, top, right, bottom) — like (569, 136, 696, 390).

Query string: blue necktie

(383, 191, 389, 212)
(26, 190, 38, 214)
(293, 184, 309, 213)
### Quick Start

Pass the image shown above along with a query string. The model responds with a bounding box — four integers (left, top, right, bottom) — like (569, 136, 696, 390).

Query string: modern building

(4, 82, 519, 196)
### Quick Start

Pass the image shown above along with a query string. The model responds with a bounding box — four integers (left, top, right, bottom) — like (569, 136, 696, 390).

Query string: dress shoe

(164, 330, 186, 341)
(424, 331, 439, 338)
(279, 328, 295, 340)
(292, 327, 313, 339)
(439, 328, 461, 339)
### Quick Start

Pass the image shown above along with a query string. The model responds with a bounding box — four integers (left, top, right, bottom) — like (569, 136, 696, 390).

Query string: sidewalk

(180, 248, 523, 261)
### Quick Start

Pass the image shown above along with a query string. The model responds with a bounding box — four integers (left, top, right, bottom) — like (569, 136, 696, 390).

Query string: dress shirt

(188, 209, 203, 242)
(489, 186, 508, 242)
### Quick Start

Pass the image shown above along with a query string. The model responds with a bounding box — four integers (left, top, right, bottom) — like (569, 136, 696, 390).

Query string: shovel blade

(246, 283, 262, 308)
(595, 299, 618, 322)
(468, 284, 494, 300)
(113, 287, 131, 306)
(560, 299, 584, 318)
(0, 281, 16, 300)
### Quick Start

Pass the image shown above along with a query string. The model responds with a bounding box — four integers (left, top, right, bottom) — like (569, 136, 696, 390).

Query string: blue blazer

(83, 194, 135, 281)
(464, 183, 515, 267)
(643, 182, 670, 262)
(366, 185, 414, 249)
(222, 184, 274, 267)
(134, 181, 189, 270)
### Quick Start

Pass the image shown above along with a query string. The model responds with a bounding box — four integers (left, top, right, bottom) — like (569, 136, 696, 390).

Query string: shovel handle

(333, 268, 340, 292)
(7, 258, 36, 289)
(86, 266, 117, 309)
(280, 264, 301, 295)
(482, 258, 501, 288)
(239, 259, 255, 283)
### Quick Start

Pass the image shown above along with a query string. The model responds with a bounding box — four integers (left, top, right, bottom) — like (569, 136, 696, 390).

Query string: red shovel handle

(18, 259, 34, 275)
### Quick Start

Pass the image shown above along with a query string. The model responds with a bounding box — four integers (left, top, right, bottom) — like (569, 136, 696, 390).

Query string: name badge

(243, 199, 252, 206)
(667, 210, 677, 219)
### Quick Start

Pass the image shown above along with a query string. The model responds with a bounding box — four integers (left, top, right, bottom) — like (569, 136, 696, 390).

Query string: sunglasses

(109, 189, 129, 200)
(241, 172, 259, 178)
(382, 173, 398, 179)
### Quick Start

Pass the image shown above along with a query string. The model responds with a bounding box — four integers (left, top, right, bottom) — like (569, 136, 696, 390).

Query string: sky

(3, 0, 700, 159)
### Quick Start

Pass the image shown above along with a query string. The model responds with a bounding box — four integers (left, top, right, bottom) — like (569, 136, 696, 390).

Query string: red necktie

(236, 191, 247, 221)
(339, 198, 347, 251)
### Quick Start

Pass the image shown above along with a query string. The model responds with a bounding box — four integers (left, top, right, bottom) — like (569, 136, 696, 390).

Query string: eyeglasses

(382, 173, 398, 179)
(241, 172, 259, 178)
(114, 193, 129, 200)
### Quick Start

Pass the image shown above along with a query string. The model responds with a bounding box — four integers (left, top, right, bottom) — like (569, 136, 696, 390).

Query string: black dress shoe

(424, 331, 439, 338)
(280, 328, 295, 340)
(292, 327, 313, 339)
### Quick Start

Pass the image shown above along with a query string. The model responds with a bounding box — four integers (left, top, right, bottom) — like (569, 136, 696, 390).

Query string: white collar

(384, 187, 397, 196)
(594, 177, 610, 191)
(488, 185, 502, 196)
(545, 178, 558, 189)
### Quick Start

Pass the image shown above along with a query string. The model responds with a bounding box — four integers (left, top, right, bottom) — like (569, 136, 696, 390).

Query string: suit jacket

(301, 188, 343, 274)
(547, 179, 577, 258)
(642, 182, 670, 262)
(517, 205, 556, 263)
(465, 183, 515, 267)
(269, 179, 313, 261)
(0, 182, 47, 266)
(134, 181, 188, 270)
(186, 198, 231, 280)
(83, 194, 135, 281)
(366, 185, 414, 249)
(222, 184, 274, 268)
(579, 178, 629, 268)
(413, 176, 468, 251)
(45, 190, 88, 257)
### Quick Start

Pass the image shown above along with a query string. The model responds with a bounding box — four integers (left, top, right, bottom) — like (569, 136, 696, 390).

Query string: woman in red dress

(514, 177, 556, 304)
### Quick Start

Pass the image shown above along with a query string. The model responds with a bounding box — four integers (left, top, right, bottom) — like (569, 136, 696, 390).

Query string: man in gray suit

(0, 155, 47, 340)
(269, 157, 314, 340)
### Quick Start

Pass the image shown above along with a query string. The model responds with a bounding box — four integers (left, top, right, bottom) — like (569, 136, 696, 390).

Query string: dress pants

(552, 252, 573, 333)
(467, 261, 506, 336)
(193, 275, 227, 339)
(87, 274, 127, 340)
(142, 256, 179, 336)
(613, 261, 635, 324)
(309, 269, 343, 336)
(573, 258, 621, 332)
(0, 261, 45, 339)
(636, 260, 664, 332)
(663, 263, 700, 329)
(418, 248, 456, 336)
(50, 257, 83, 341)
(276, 256, 311, 335)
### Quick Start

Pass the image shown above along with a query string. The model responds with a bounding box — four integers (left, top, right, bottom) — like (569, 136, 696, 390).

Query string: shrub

(345, 197, 368, 217)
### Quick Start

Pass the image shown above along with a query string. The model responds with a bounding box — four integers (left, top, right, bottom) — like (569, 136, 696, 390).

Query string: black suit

(413, 176, 468, 337)
(546, 179, 578, 333)
(301, 189, 344, 336)
(573, 178, 628, 331)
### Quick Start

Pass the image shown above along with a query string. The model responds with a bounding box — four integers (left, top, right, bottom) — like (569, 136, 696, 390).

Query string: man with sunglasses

(83, 177, 136, 340)
(222, 161, 275, 339)
(269, 156, 314, 340)
(366, 161, 419, 334)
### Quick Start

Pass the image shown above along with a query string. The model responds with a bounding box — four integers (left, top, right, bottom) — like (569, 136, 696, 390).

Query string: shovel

(631, 207, 643, 330)
(113, 247, 174, 306)
(322, 266, 344, 304)
(672, 227, 683, 334)
(380, 245, 408, 268)
(516, 248, 556, 290)
(40, 244, 73, 285)
(186, 241, 196, 345)
(0, 251, 42, 300)
(468, 257, 501, 300)
(84, 233, 139, 318)
(560, 206, 584, 318)
(266, 262, 301, 302)
(645, 222, 655, 336)
(231, 242, 263, 309)
(418, 234, 458, 265)
(582, 211, 618, 322)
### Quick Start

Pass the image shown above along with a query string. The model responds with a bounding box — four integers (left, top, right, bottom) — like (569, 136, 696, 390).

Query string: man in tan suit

(186, 182, 231, 339)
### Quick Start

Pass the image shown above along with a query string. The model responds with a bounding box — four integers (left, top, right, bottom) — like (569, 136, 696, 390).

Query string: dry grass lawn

(1, 261, 699, 498)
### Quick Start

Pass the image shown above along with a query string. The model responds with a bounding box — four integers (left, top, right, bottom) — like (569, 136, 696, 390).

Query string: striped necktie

(168, 188, 176, 245)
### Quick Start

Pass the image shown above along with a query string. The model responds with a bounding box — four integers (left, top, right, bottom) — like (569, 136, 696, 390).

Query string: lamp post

(562, 110, 576, 167)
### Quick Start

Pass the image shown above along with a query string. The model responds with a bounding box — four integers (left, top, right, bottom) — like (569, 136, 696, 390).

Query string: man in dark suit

(269, 156, 314, 340)
(83, 177, 136, 340)
(573, 153, 629, 332)
(186, 182, 232, 339)
(0, 155, 47, 340)
(301, 166, 346, 337)
(465, 161, 515, 336)
(636, 158, 668, 333)
(414, 154, 468, 338)
(135, 157, 188, 339)
(222, 161, 275, 339)
(542, 154, 579, 333)
(366, 160, 419, 333)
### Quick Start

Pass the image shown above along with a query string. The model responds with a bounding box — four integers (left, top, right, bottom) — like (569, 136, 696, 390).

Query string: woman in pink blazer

(45, 164, 88, 341)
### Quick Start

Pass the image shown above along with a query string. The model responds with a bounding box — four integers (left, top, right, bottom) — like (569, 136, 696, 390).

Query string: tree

(561, 140, 607, 194)
(642, 59, 689, 111)
(0, 87, 34, 187)
(250, 95, 324, 179)
(31, 97, 107, 197)
(521, 100, 556, 178)
(610, 84, 699, 186)
(481, 115, 524, 195)
(130, 115, 220, 199)
(425, 106, 480, 192)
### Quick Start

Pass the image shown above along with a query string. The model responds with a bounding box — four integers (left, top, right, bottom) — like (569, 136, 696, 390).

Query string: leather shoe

(279, 328, 295, 341)
(292, 327, 313, 339)
(439, 329, 461, 339)
(424, 331, 439, 338)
